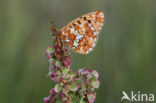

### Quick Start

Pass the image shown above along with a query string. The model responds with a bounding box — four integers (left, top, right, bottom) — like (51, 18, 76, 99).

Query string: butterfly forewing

(60, 11, 104, 54)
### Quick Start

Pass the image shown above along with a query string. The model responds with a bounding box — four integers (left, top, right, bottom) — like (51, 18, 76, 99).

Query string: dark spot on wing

(84, 17, 87, 20)
(73, 23, 76, 26)
(88, 20, 91, 23)
(84, 43, 87, 47)
(77, 20, 81, 24)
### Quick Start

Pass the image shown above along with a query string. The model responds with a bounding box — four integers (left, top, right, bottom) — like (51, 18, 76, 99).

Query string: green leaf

(54, 84, 62, 92)
(47, 47, 54, 53)
(80, 96, 88, 103)
(91, 80, 100, 88)
(67, 82, 78, 92)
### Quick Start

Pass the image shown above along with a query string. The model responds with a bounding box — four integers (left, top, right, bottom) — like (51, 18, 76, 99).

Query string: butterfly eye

(51, 30, 56, 36)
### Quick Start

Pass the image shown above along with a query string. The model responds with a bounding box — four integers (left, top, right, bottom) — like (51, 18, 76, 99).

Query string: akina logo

(121, 91, 154, 102)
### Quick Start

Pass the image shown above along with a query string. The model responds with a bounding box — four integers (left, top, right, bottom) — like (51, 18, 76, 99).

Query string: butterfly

(51, 11, 104, 54)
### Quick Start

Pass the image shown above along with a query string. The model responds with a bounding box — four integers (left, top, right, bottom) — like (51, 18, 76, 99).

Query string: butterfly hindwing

(60, 11, 104, 54)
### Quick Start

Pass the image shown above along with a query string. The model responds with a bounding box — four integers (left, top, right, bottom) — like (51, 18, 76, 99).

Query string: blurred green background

(0, 0, 156, 103)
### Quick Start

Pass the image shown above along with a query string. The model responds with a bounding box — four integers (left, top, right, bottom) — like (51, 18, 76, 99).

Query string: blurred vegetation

(0, 0, 156, 103)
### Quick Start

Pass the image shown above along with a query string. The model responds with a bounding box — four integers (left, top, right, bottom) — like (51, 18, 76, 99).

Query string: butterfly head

(51, 26, 57, 36)
(50, 19, 60, 37)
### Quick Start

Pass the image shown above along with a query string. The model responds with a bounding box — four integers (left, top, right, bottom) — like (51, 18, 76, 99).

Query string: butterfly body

(51, 11, 104, 54)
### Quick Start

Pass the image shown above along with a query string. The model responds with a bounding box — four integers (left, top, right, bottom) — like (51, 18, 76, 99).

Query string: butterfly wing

(60, 11, 104, 54)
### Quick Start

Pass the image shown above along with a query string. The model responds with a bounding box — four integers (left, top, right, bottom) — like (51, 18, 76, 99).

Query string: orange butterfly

(51, 11, 104, 54)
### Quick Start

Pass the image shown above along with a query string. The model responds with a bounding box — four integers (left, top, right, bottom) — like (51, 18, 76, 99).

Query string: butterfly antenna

(50, 18, 56, 28)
